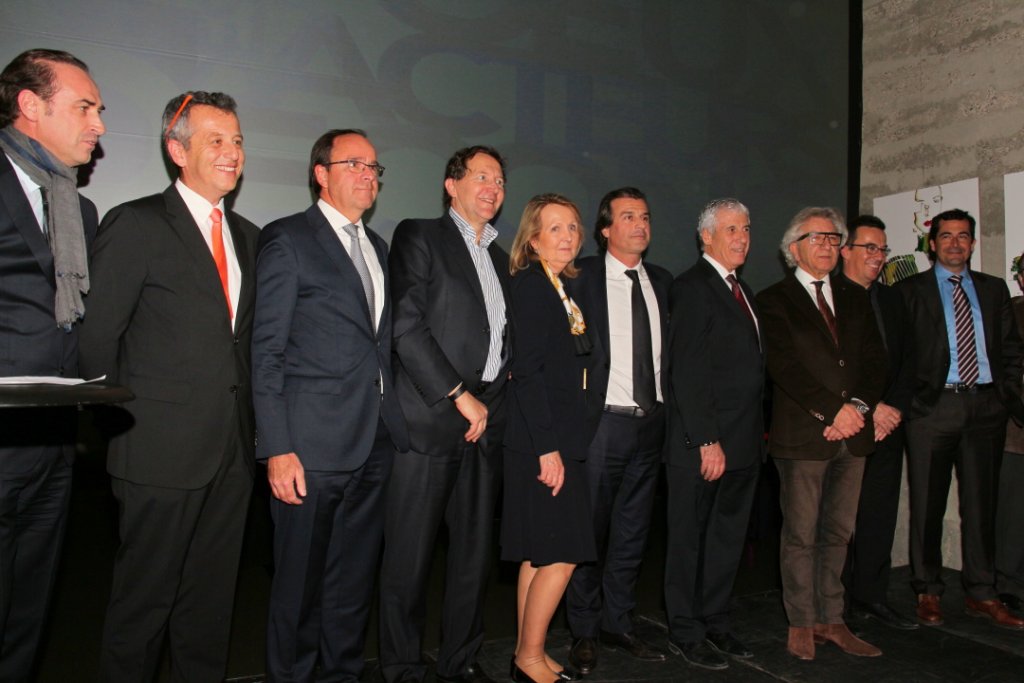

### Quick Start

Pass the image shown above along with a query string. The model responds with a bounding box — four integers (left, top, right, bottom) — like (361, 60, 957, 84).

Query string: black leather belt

(603, 403, 657, 418)
(943, 382, 993, 393)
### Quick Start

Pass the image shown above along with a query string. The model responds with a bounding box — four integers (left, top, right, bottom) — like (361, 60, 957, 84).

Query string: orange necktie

(210, 208, 232, 318)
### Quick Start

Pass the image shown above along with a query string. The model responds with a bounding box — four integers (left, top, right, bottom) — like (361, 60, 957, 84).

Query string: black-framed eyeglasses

(795, 231, 843, 247)
(846, 243, 891, 256)
(323, 159, 385, 178)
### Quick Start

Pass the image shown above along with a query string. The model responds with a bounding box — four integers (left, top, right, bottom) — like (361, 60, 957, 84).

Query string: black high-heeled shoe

(510, 657, 581, 682)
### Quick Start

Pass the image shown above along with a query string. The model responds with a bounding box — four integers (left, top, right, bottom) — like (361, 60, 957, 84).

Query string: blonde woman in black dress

(502, 194, 596, 683)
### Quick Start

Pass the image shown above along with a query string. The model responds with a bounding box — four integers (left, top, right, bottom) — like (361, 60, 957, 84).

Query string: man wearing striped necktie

(898, 208, 1024, 630)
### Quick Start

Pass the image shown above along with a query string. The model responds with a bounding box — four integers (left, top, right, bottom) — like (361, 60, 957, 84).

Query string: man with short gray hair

(756, 207, 886, 661)
(663, 199, 763, 670)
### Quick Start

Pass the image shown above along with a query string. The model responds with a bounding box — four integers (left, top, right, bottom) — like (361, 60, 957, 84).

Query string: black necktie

(812, 280, 838, 347)
(625, 269, 656, 412)
(950, 274, 979, 385)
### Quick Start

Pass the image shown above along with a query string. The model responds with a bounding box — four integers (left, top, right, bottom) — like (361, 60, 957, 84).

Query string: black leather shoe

(598, 631, 667, 662)
(705, 632, 753, 659)
(435, 661, 496, 683)
(568, 637, 598, 674)
(851, 600, 920, 630)
(1000, 593, 1023, 612)
(666, 639, 728, 671)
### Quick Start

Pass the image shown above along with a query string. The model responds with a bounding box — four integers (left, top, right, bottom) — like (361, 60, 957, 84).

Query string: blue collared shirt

(934, 264, 992, 384)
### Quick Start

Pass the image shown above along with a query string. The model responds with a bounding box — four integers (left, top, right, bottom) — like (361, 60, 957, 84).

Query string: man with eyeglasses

(836, 215, 918, 631)
(897, 208, 1024, 630)
(252, 128, 409, 680)
(757, 207, 887, 661)
(380, 146, 511, 683)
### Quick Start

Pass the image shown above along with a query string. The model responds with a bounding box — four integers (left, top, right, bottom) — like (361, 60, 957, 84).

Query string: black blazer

(251, 204, 408, 470)
(666, 257, 764, 471)
(836, 274, 914, 415)
(503, 263, 595, 462)
(570, 254, 672, 443)
(897, 267, 1024, 422)
(80, 186, 259, 488)
(757, 272, 887, 460)
(389, 214, 512, 454)
(0, 154, 97, 379)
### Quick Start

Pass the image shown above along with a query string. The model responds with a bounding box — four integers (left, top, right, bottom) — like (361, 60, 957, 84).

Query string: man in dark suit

(757, 207, 886, 661)
(80, 91, 259, 681)
(837, 215, 918, 630)
(898, 208, 1024, 630)
(0, 48, 104, 682)
(253, 129, 409, 681)
(565, 187, 670, 673)
(662, 198, 763, 671)
(379, 146, 511, 683)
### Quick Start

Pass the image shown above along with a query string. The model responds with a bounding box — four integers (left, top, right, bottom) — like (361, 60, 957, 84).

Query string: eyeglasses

(323, 159, 385, 178)
(846, 243, 891, 256)
(795, 231, 843, 247)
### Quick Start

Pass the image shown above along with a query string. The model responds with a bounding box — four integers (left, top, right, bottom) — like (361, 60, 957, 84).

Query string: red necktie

(210, 208, 232, 318)
(812, 280, 838, 347)
(726, 274, 756, 327)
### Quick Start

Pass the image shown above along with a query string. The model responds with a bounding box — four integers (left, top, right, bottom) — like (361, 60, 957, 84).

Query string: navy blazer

(666, 257, 765, 471)
(80, 186, 258, 488)
(251, 204, 408, 471)
(570, 254, 672, 445)
(898, 267, 1024, 423)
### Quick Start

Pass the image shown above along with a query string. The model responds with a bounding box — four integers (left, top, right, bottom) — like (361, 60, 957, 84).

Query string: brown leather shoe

(812, 623, 882, 657)
(965, 598, 1024, 630)
(916, 594, 944, 626)
(786, 627, 814, 661)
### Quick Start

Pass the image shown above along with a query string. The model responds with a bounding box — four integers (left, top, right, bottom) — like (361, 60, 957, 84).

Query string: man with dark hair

(898, 208, 1024, 629)
(0, 47, 104, 682)
(565, 187, 671, 673)
(80, 90, 260, 681)
(379, 145, 511, 683)
(838, 215, 918, 630)
(253, 128, 408, 681)
(662, 198, 763, 670)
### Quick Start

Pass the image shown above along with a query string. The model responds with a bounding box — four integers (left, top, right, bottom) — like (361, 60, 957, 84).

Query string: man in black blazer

(379, 146, 511, 683)
(565, 187, 671, 673)
(253, 129, 409, 681)
(757, 207, 886, 661)
(898, 208, 1024, 630)
(837, 216, 918, 631)
(0, 49, 104, 681)
(662, 199, 763, 670)
(80, 92, 260, 681)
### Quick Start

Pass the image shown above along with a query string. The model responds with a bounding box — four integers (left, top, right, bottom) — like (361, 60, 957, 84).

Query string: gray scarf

(0, 125, 89, 330)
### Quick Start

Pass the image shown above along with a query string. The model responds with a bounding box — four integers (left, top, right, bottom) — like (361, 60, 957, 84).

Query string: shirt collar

(795, 266, 830, 289)
(604, 250, 646, 279)
(449, 207, 498, 248)
(935, 262, 970, 283)
(702, 252, 734, 280)
(175, 178, 225, 219)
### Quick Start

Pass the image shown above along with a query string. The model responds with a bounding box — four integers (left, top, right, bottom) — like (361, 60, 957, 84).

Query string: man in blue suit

(0, 48, 104, 682)
(253, 129, 409, 681)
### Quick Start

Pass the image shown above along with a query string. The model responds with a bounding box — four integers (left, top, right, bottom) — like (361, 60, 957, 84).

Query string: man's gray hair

(697, 198, 749, 238)
(779, 206, 847, 268)
(161, 91, 238, 148)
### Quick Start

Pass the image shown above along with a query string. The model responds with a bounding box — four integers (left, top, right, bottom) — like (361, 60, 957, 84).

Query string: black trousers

(906, 390, 1007, 601)
(845, 426, 906, 604)
(565, 406, 663, 637)
(378, 437, 502, 682)
(996, 450, 1024, 597)
(0, 408, 75, 683)
(266, 417, 393, 683)
(664, 460, 759, 644)
(99, 432, 251, 683)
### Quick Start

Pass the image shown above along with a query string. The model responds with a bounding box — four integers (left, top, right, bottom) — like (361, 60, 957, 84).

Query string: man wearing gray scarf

(0, 48, 105, 682)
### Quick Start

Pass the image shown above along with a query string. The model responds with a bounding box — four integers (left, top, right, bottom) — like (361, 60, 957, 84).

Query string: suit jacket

(570, 254, 672, 443)
(665, 257, 764, 471)
(1005, 296, 1024, 454)
(389, 214, 511, 455)
(251, 204, 408, 471)
(503, 263, 595, 462)
(79, 185, 258, 488)
(0, 154, 98, 472)
(836, 273, 914, 415)
(757, 272, 887, 460)
(898, 267, 1024, 423)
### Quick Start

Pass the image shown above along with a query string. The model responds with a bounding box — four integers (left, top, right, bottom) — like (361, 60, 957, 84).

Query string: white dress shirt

(795, 266, 835, 312)
(604, 251, 663, 406)
(702, 253, 759, 336)
(317, 198, 386, 329)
